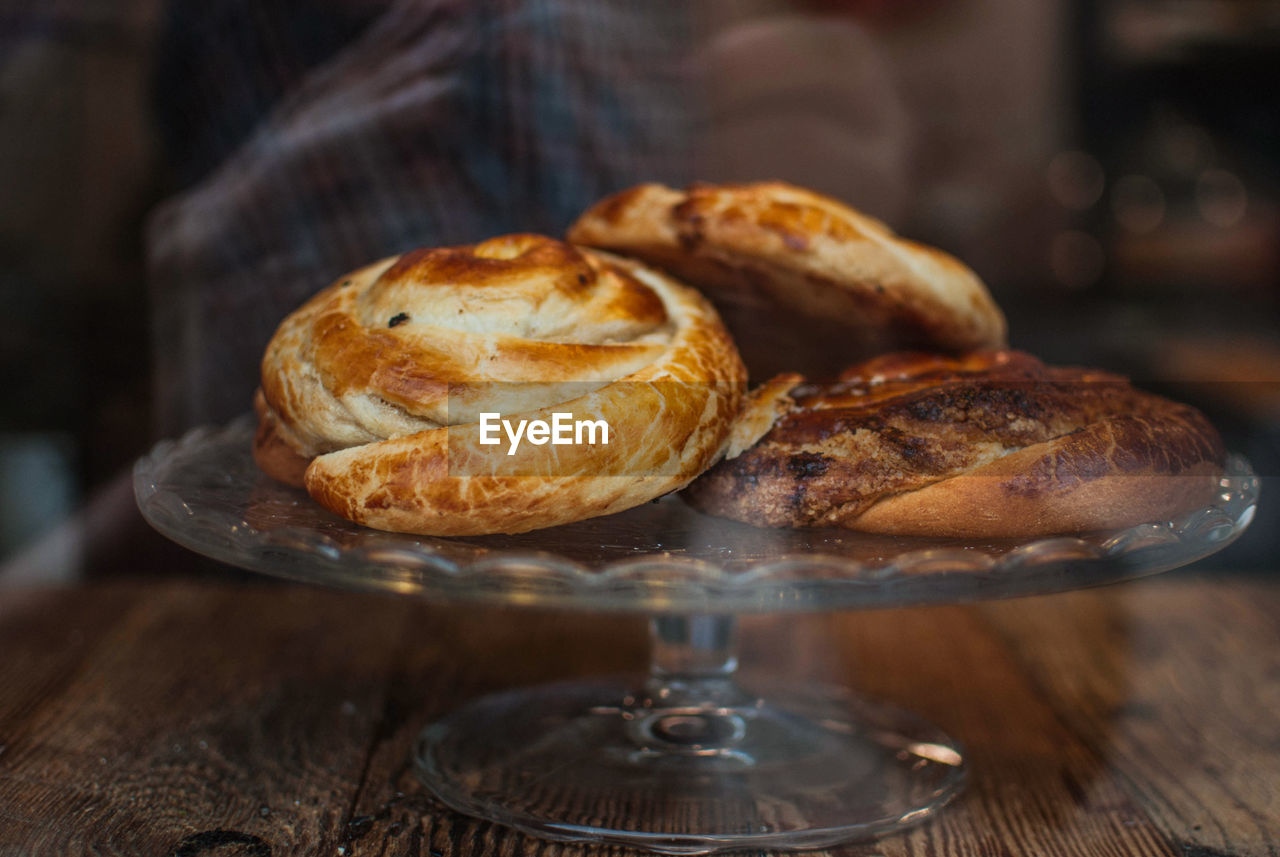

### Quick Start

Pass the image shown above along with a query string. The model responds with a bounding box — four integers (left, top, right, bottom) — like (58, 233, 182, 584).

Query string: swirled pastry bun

(684, 350, 1225, 538)
(569, 182, 1007, 377)
(256, 234, 746, 535)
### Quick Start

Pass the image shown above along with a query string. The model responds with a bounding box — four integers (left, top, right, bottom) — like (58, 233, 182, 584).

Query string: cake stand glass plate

(135, 416, 1258, 854)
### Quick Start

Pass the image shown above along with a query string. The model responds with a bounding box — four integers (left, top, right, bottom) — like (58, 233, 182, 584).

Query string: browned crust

(724, 372, 804, 460)
(252, 388, 310, 488)
(850, 429, 1224, 538)
(568, 182, 1008, 361)
(683, 350, 1226, 538)
(257, 235, 746, 535)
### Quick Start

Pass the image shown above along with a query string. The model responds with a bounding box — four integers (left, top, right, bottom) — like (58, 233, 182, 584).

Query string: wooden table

(0, 572, 1276, 856)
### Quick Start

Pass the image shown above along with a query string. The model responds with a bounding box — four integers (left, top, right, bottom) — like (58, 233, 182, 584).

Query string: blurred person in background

(146, 0, 1066, 434)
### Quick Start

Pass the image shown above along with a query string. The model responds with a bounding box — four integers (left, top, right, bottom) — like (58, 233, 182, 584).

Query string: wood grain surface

(0, 573, 1276, 857)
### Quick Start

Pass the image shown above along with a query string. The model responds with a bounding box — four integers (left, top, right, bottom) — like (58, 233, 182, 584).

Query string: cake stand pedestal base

(414, 616, 965, 854)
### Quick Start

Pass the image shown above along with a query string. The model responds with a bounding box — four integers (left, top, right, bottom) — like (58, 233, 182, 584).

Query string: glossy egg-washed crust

(684, 350, 1226, 538)
(255, 234, 745, 536)
(568, 181, 1008, 356)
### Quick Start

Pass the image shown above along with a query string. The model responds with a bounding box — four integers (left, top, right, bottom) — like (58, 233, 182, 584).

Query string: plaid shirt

(148, 0, 698, 433)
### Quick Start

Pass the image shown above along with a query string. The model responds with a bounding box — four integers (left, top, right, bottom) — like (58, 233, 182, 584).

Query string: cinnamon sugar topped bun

(684, 350, 1225, 538)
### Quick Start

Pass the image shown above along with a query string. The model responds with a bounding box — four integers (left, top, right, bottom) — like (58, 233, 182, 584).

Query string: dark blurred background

(1, 0, 1277, 582)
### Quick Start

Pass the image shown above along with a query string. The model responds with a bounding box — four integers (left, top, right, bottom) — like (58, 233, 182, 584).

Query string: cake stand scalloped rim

(133, 416, 1259, 613)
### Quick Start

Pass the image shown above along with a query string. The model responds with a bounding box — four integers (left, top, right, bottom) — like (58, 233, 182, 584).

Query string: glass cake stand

(134, 416, 1259, 854)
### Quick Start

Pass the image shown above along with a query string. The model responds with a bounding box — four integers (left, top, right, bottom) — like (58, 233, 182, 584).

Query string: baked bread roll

(684, 350, 1225, 538)
(256, 234, 746, 535)
(568, 181, 1007, 376)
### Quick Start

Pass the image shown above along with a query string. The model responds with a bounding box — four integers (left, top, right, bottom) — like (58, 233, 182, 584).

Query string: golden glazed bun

(568, 181, 1008, 376)
(684, 350, 1225, 538)
(256, 234, 746, 535)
